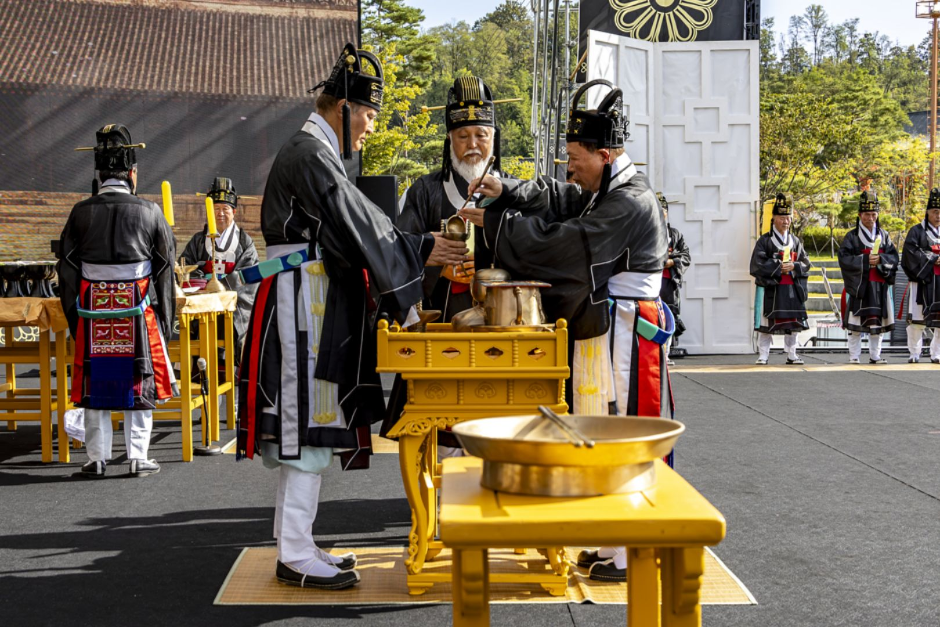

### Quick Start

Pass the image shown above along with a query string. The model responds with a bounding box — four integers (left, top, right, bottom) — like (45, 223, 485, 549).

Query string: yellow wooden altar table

(0, 297, 73, 463)
(439, 457, 727, 627)
(104, 291, 237, 462)
(376, 319, 569, 595)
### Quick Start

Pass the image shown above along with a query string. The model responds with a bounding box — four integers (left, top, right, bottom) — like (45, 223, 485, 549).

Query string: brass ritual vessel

(480, 280, 550, 327)
(453, 415, 685, 497)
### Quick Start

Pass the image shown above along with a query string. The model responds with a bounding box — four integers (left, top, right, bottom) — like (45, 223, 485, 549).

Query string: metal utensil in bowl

(538, 405, 595, 448)
(453, 414, 685, 497)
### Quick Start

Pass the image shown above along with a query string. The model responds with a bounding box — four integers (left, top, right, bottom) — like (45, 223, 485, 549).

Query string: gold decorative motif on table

(377, 318, 569, 595)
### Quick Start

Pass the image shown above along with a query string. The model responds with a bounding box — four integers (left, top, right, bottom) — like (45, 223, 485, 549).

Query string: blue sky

(409, 0, 930, 47)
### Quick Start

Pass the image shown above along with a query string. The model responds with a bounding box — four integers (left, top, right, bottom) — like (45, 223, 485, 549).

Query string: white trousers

(274, 464, 323, 566)
(906, 325, 940, 360)
(847, 331, 882, 360)
(757, 332, 798, 360)
(84, 409, 152, 462)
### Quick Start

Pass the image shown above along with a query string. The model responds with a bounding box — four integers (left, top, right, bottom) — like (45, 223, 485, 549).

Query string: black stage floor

(1, 354, 938, 626)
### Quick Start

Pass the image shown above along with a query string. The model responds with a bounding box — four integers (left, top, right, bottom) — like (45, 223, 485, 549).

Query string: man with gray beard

(396, 76, 506, 322)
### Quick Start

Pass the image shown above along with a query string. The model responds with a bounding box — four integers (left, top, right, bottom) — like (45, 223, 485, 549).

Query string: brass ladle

(538, 405, 595, 449)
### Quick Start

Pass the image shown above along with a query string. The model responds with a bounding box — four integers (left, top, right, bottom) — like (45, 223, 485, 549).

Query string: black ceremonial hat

(772, 193, 792, 216)
(446, 76, 496, 131)
(208, 177, 237, 208)
(565, 79, 627, 149)
(858, 190, 880, 212)
(93, 124, 140, 171)
(927, 188, 940, 211)
(313, 43, 384, 111)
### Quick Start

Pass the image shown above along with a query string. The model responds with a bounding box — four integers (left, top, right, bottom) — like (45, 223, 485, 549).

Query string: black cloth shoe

(588, 558, 627, 582)
(869, 358, 887, 365)
(576, 549, 605, 569)
(80, 460, 107, 479)
(128, 459, 160, 477)
(786, 357, 804, 365)
(275, 560, 361, 590)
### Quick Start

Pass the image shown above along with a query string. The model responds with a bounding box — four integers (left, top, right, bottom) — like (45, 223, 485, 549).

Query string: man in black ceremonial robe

(235, 44, 467, 590)
(838, 190, 898, 365)
(463, 79, 670, 583)
(901, 188, 940, 363)
(58, 124, 177, 479)
(657, 193, 691, 365)
(750, 193, 809, 365)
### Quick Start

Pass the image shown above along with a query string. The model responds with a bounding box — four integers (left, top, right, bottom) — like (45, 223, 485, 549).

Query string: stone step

(808, 279, 845, 291)
(806, 296, 839, 312)
(809, 268, 843, 280)
(809, 259, 840, 268)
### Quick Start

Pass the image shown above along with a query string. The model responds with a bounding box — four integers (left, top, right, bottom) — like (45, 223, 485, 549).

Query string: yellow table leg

(628, 547, 661, 627)
(400, 431, 431, 578)
(660, 547, 704, 627)
(452, 548, 490, 627)
(55, 330, 71, 463)
(39, 329, 53, 463)
(179, 314, 194, 462)
(206, 313, 220, 442)
(3, 327, 14, 431)
(223, 311, 235, 430)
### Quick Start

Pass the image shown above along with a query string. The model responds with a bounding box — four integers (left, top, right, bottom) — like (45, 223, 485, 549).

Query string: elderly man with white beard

(395, 76, 506, 322)
(382, 76, 507, 454)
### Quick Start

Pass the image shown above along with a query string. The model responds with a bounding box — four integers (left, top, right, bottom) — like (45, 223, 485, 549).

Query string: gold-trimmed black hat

(772, 193, 792, 216)
(858, 190, 880, 212)
(446, 77, 496, 131)
(565, 79, 627, 149)
(309, 43, 384, 159)
(77, 123, 144, 172)
(208, 177, 237, 208)
(927, 188, 940, 211)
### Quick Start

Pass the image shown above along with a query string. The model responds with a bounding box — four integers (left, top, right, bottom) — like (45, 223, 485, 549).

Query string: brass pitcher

(470, 266, 510, 303)
(480, 281, 550, 326)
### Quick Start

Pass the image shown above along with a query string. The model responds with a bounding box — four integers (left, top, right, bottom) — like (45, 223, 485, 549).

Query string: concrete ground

(1, 353, 938, 626)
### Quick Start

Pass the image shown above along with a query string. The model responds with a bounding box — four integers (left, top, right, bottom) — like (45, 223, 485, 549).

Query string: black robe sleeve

(398, 176, 444, 300)
(876, 233, 899, 285)
(180, 230, 207, 271)
(749, 235, 784, 287)
(293, 150, 434, 320)
(481, 176, 667, 340)
(150, 205, 177, 336)
(902, 225, 938, 283)
(669, 228, 691, 281)
(56, 209, 81, 336)
(227, 230, 260, 341)
(838, 231, 866, 298)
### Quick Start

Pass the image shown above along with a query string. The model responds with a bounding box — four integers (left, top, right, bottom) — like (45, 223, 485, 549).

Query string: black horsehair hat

(308, 43, 385, 159)
(566, 79, 628, 149)
(74, 123, 145, 172)
(927, 188, 940, 211)
(858, 190, 880, 212)
(208, 177, 237, 208)
(440, 75, 501, 178)
(772, 193, 792, 216)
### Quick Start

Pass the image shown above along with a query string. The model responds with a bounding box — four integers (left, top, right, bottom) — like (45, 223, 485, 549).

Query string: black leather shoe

(275, 560, 361, 590)
(576, 549, 605, 569)
(588, 558, 627, 582)
(80, 460, 107, 479)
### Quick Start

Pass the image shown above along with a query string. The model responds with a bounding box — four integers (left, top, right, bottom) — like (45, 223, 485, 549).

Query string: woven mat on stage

(214, 546, 756, 606)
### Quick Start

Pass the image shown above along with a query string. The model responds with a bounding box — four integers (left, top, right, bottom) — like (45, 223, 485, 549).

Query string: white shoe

(755, 358, 768, 365)
(849, 358, 860, 365)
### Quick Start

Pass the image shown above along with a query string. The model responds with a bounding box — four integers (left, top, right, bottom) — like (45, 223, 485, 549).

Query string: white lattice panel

(588, 33, 758, 354)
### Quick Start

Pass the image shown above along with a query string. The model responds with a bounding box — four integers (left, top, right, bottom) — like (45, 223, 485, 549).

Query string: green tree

(362, 0, 438, 89)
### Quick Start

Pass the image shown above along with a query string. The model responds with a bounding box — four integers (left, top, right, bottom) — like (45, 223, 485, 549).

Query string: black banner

(579, 0, 752, 44)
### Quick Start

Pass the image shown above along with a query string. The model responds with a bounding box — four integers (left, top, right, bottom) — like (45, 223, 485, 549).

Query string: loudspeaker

(356, 175, 399, 225)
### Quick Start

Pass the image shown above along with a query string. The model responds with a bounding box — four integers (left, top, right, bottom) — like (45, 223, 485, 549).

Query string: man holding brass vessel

(234, 44, 468, 591)
(462, 79, 672, 582)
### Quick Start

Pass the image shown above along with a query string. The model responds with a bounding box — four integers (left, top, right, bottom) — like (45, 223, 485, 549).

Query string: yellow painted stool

(439, 456, 726, 627)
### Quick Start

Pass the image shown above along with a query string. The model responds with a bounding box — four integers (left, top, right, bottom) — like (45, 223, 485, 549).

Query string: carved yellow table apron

(440, 457, 727, 627)
(377, 319, 569, 595)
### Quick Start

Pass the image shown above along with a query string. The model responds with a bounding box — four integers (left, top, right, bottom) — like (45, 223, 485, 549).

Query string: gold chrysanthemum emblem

(609, 0, 717, 42)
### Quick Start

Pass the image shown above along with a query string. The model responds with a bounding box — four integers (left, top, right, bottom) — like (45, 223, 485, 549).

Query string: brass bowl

(453, 415, 684, 497)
